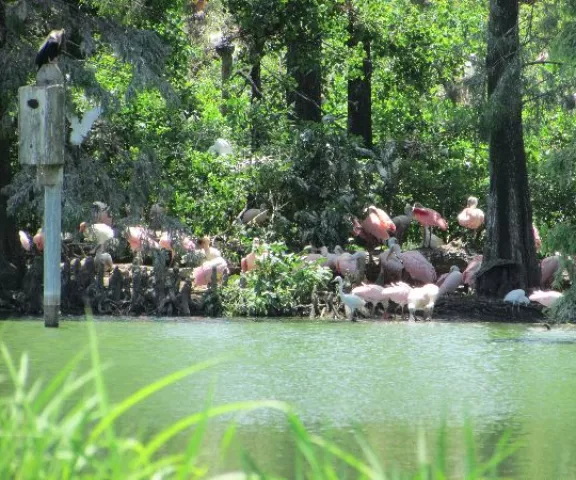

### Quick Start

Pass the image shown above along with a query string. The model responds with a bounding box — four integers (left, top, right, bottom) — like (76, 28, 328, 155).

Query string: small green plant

(222, 242, 332, 316)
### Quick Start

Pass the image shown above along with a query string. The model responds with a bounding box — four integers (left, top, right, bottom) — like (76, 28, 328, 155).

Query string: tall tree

(285, 0, 322, 122)
(476, 0, 540, 297)
(346, 2, 372, 147)
(0, 0, 22, 287)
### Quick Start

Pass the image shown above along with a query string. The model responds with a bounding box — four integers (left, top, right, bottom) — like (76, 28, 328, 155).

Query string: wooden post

(18, 64, 65, 327)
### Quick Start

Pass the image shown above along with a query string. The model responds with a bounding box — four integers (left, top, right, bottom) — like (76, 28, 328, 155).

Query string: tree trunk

(285, 3, 322, 123)
(215, 40, 235, 115)
(249, 40, 266, 150)
(0, 119, 22, 291)
(0, 0, 6, 48)
(347, 9, 372, 147)
(476, 0, 540, 297)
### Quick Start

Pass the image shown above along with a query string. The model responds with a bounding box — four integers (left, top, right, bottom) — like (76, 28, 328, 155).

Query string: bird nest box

(18, 74, 65, 166)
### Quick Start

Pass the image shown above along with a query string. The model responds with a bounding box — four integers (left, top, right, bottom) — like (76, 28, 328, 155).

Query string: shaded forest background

(2, 0, 576, 288)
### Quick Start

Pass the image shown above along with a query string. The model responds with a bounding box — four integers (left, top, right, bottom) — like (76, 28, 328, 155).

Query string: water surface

(1, 318, 576, 478)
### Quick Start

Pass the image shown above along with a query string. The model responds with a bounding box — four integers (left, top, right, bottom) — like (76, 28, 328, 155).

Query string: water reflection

(1, 319, 576, 478)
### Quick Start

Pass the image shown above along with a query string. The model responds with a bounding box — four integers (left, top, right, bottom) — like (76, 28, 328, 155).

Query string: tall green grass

(0, 320, 518, 479)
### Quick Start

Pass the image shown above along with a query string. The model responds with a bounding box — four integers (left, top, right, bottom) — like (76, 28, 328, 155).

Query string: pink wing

(463, 255, 482, 286)
(413, 207, 448, 231)
(362, 212, 390, 242)
(400, 251, 437, 284)
(529, 290, 563, 307)
(371, 206, 396, 233)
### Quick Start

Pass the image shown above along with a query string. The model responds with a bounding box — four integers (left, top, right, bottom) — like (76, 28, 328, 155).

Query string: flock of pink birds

(18, 207, 228, 288)
(18, 196, 564, 317)
(304, 199, 564, 320)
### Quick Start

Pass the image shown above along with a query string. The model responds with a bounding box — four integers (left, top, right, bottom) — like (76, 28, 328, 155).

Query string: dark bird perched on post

(35, 29, 66, 70)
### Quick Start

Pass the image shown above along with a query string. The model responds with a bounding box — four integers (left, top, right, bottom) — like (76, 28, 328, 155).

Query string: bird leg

(408, 307, 416, 322)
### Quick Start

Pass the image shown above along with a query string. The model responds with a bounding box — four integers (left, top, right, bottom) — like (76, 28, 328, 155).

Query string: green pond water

(1, 318, 576, 478)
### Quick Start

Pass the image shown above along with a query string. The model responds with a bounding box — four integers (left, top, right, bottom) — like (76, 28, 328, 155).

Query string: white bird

(208, 138, 233, 156)
(79, 222, 114, 250)
(333, 276, 366, 321)
(503, 289, 530, 306)
(407, 283, 440, 322)
(68, 106, 102, 145)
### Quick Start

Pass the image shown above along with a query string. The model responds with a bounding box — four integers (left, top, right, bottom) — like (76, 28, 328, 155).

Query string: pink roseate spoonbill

(378, 241, 403, 285)
(352, 283, 387, 316)
(412, 203, 448, 248)
(529, 290, 563, 308)
(463, 255, 483, 287)
(391, 204, 414, 246)
(157, 231, 176, 266)
(19, 230, 32, 252)
(198, 236, 222, 261)
(380, 282, 413, 319)
(360, 205, 396, 243)
(541, 255, 561, 288)
(181, 235, 196, 252)
(333, 275, 367, 321)
(316, 246, 341, 271)
(408, 283, 440, 321)
(457, 196, 485, 231)
(532, 224, 542, 252)
(336, 250, 367, 280)
(194, 256, 229, 287)
(400, 250, 437, 285)
(438, 266, 463, 296)
(158, 231, 172, 251)
(241, 238, 262, 273)
(351, 217, 380, 248)
(33, 229, 44, 252)
(126, 226, 161, 254)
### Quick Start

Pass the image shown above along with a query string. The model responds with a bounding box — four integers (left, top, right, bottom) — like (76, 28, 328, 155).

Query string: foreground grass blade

(89, 357, 225, 442)
(141, 400, 291, 461)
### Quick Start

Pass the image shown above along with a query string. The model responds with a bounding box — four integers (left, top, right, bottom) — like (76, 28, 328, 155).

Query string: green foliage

(171, 150, 253, 235)
(222, 242, 332, 316)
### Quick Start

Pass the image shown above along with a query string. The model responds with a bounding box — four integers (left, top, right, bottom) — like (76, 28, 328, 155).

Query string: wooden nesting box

(18, 84, 65, 166)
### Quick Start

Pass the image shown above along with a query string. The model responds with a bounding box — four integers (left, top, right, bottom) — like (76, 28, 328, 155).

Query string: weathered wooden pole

(18, 64, 65, 327)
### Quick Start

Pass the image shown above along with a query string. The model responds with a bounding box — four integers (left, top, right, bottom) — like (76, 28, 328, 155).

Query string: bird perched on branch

(35, 29, 66, 70)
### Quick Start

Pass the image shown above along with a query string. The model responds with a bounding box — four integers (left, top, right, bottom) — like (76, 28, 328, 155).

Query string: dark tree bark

(285, 2, 322, 123)
(215, 39, 235, 115)
(0, 1, 22, 289)
(0, 0, 6, 49)
(476, 0, 540, 297)
(249, 39, 266, 150)
(347, 7, 372, 148)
